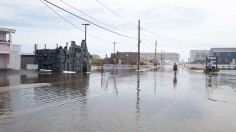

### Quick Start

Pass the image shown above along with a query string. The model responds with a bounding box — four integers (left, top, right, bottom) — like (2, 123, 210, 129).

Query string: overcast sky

(1, 0, 236, 61)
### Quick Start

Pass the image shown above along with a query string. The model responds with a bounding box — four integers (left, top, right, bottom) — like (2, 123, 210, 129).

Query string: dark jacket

(173, 64, 177, 70)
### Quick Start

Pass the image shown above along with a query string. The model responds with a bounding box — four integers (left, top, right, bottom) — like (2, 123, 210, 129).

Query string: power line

(95, 0, 137, 28)
(94, 0, 232, 47)
(40, 0, 114, 43)
(58, 0, 136, 36)
(141, 28, 216, 46)
(140, 28, 225, 47)
(140, 41, 153, 52)
(43, 0, 138, 40)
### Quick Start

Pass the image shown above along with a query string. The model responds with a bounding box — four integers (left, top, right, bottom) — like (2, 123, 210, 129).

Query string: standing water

(0, 66, 236, 132)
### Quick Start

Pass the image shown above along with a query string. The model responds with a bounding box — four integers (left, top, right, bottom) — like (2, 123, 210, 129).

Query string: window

(227, 52, 231, 56)
(121, 59, 124, 64)
(216, 52, 220, 56)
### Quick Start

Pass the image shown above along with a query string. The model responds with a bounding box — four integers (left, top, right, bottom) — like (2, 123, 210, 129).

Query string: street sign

(208, 57, 216, 60)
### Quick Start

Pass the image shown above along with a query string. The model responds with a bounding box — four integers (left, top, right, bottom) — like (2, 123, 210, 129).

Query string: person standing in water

(207, 61, 213, 77)
(173, 63, 177, 75)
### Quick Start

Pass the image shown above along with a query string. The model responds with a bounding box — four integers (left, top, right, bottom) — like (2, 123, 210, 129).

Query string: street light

(82, 23, 90, 43)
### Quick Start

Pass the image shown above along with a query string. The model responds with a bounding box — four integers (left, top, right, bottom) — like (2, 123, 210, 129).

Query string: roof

(210, 48, 236, 52)
(0, 27, 16, 33)
(21, 53, 35, 56)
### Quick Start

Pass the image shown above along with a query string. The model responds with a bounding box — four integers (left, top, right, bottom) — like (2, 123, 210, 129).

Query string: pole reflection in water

(136, 71, 141, 114)
(136, 71, 141, 129)
(154, 68, 157, 95)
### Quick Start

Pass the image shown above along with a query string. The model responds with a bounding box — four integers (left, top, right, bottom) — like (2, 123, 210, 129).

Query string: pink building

(0, 27, 21, 69)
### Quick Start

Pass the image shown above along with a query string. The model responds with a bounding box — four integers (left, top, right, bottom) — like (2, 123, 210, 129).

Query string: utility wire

(43, 0, 138, 40)
(58, 0, 136, 36)
(141, 28, 215, 46)
(95, 0, 137, 28)
(40, 0, 114, 43)
(140, 28, 221, 47)
(140, 29, 217, 49)
(141, 41, 154, 52)
(94, 0, 231, 47)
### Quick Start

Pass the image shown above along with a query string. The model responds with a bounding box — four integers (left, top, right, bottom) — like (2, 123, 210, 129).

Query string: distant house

(110, 52, 138, 65)
(0, 27, 21, 70)
(209, 48, 236, 65)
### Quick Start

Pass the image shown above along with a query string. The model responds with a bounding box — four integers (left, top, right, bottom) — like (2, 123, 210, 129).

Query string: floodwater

(0, 66, 236, 132)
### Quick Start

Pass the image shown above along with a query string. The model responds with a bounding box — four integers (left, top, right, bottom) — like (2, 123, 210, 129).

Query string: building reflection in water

(34, 73, 90, 101)
(0, 72, 91, 117)
(0, 91, 11, 116)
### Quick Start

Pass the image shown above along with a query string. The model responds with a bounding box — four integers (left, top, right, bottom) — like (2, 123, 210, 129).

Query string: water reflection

(0, 72, 91, 116)
(154, 69, 157, 95)
(100, 74, 118, 94)
(136, 72, 140, 114)
(0, 92, 11, 115)
(208, 77, 212, 88)
(34, 73, 90, 102)
(173, 74, 177, 88)
(0, 72, 9, 87)
(105, 76, 117, 94)
(135, 71, 141, 129)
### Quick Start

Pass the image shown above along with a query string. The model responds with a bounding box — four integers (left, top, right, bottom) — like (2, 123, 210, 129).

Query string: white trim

(0, 28, 16, 33)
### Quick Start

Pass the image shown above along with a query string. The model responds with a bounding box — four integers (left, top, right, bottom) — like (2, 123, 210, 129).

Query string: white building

(190, 50, 209, 63)
(141, 52, 180, 65)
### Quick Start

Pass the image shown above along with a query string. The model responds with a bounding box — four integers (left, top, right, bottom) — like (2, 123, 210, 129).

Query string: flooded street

(1, 66, 236, 132)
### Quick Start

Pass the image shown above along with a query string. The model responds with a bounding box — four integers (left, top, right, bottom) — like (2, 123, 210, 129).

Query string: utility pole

(138, 20, 141, 70)
(154, 41, 157, 66)
(82, 23, 90, 43)
(161, 50, 163, 66)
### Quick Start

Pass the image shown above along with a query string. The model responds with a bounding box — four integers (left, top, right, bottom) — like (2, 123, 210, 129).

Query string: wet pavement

(0, 66, 236, 132)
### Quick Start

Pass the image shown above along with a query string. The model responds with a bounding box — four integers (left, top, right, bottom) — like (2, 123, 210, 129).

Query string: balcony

(0, 43, 10, 54)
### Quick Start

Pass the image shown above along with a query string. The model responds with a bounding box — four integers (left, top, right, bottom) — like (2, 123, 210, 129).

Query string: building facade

(110, 52, 138, 65)
(0, 27, 21, 70)
(209, 48, 236, 65)
(109, 52, 179, 65)
(190, 50, 209, 63)
(21, 53, 36, 69)
(141, 53, 180, 65)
